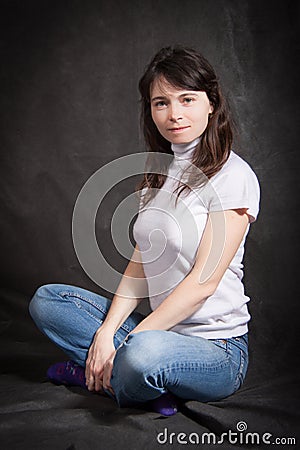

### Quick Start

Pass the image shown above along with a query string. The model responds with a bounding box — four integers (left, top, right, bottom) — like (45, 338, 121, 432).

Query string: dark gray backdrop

(1, 0, 299, 389)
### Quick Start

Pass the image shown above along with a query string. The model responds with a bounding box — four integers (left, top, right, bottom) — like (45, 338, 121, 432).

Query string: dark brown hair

(136, 46, 234, 205)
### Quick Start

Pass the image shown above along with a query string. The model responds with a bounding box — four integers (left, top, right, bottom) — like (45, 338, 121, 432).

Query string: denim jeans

(29, 283, 249, 407)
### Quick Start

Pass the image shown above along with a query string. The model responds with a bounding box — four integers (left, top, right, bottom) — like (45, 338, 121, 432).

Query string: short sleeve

(203, 156, 261, 224)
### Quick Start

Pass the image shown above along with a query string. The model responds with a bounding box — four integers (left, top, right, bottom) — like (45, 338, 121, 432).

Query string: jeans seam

(73, 299, 104, 325)
(211, 339, 228, 352)
(59, 290, 109, 315)
(119, 323, 131, 333)
(149, 359, 231, 378)
(132, 361, 232, 394)
(233, 350, 247, 391)
(59, 290, 132, 333)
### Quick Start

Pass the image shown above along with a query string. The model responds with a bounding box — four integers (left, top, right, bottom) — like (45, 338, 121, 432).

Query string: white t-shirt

(133, 139, 260, 339)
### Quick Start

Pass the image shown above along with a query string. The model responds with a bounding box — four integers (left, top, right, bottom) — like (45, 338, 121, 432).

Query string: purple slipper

(46, 360, 87, 389)
(150, 392, 178, 416)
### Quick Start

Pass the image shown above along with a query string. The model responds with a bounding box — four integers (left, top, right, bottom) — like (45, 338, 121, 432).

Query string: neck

(171, 137, 200, 161)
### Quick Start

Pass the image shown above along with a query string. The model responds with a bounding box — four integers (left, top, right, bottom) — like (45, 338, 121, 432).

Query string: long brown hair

(136, 45, 234, 205)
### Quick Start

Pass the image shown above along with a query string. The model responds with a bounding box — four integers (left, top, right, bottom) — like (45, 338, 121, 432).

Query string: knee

(111, 331, 169, 404)
(29, 284, 62, 328)
(113, 330, 167, 379)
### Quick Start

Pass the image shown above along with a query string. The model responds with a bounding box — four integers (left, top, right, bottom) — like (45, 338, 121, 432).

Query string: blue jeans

(29, 283, 249, 407)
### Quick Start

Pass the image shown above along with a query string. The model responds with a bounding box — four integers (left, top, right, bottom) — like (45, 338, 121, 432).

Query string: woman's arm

(102, 208, 249, 391)
(99, 244, 148, 335)
(85, 244, 148, 391)
(130, 208, 250, 333)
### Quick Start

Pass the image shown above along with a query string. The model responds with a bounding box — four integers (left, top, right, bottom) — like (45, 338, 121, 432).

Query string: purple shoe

(46, 360, 87, 389)
(150, 392, 178, 416)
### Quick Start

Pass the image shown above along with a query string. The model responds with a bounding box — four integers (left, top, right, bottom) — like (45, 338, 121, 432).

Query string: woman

(29, 46, 260, 416)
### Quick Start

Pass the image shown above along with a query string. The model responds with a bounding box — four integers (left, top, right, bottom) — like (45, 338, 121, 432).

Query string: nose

(168, 102, 182, 122)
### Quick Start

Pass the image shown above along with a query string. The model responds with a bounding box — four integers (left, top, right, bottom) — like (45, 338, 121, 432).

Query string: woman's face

(150, 77, 213, 145)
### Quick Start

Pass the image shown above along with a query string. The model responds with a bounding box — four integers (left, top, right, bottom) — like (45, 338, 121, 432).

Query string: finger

(88, 361, 103, 391)
(104, 385, 115, 397)
(102, 362, 113, 391)
(108, 387, 115, 396)
(95, 376, 103, 392)
(86, 376, 95, 391)
(86, 363, 95, 390)
(104, 372, 115, 396)
(85, 347, 94, 382)
(94, 367, 104, 392)
(85, 365, 90, 385)
(85, 359, 92, 385)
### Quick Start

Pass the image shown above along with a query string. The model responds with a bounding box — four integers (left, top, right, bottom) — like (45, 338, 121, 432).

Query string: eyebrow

(151, 93, 199, 102)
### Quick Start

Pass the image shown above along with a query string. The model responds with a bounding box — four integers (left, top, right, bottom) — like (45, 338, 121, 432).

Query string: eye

(154, 100, 167, 108)
(183, 97, 195, 104)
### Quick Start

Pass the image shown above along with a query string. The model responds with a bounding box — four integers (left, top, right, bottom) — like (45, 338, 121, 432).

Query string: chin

(170, 137, 194, 144)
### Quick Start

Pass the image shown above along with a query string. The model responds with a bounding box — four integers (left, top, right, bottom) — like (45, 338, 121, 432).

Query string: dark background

(0, 0, 299, 448)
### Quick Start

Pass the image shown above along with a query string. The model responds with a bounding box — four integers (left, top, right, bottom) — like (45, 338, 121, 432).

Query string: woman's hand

(102, 349, 117, 396)
(85, 329, 115, 392)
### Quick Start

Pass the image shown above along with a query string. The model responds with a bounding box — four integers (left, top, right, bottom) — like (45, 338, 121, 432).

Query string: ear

(209, 103, 214, 114)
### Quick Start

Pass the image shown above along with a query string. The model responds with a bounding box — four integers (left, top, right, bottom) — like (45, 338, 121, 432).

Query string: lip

(167, 126, 190, 133)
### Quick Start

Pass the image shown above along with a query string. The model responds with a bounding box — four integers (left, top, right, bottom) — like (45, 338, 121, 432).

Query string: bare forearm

(131, 274, 214, 334)
(99, 294, 142, 335)
(99, 246, 148, 336)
